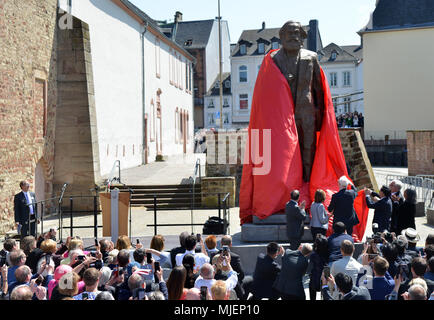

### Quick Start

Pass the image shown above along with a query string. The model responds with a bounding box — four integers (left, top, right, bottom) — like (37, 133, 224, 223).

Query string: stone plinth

(241, 224, 312, 242)
(201, 177, 236, 208)
(407, 130, 434, 176)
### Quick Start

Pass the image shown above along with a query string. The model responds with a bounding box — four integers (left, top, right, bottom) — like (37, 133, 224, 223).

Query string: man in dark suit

(286, 190, 307, 250)
(365, 186, 393, 232)
(14, 181, 37, 240)
(321, 272, 371, 300)
(327, 222, 354, 264)
(273, 243, 312, 300)
(327, 176, 358, 236)
(389, 180, 404, 233)
(250, 242, 284, 300)
(220, 235, 246, 299)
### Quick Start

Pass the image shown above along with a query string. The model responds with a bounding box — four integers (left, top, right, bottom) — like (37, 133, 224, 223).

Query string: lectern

(99, 189, 130, 243)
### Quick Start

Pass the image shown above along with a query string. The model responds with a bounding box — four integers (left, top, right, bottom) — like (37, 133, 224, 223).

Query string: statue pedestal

(241, 213, 313, 243)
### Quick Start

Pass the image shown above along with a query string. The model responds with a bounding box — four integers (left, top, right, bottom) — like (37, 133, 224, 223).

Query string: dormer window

(215, 81, 220, 89)
(331, 50, 338, 60)
(184, 39, 193, 46)
(208, 100, 214, 108)
(258, 42, 265, 54)
(225, 80, 231, 88)
(240, 44, 246, 55)
(272, 42, 279, 50)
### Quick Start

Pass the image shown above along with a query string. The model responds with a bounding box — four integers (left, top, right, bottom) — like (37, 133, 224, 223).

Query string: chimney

(308, 19, 319, 52)
(174, 11, 183, 23)
(262, 21, 266, 30)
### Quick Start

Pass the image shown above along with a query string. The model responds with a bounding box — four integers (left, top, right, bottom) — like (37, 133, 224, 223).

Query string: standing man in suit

(389, 180, 404, 233)
(14, 181, 37, 240)
(286, 190, 307, 250)
(274, 243, 312, 300)
(365, 186, 393, 232)
(327, 176, 358, 236)
(250, 242, 284, 300)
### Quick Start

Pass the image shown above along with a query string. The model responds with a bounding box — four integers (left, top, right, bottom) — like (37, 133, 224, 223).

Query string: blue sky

(130, 0, 377, 46)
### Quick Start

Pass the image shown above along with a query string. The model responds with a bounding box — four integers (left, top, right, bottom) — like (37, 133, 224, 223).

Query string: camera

(89, 260, 103, 270)
(222, 245, 230, 256)
(90, 251, 97, 258)
(77, 255, 86, 261)
(200, 286, 207, 300)
(323, 266, 330, 279)
(35, 275, 44, 286)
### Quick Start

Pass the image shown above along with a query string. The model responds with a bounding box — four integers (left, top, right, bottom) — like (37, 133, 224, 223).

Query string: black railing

(147, 192, 230, 236)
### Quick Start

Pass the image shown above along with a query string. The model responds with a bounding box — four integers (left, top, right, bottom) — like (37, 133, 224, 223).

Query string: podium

(99, 189, 130, 242)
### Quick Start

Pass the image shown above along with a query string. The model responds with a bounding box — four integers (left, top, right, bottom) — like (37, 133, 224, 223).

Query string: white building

(318, 43, 364, 116)
(58, 0, 195, 177)
(203, 73, 233, 129)
(230, 21, 322, 127)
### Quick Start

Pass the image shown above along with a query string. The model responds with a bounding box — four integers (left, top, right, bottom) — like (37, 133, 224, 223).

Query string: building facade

(230, 20, 323, 127)
(319, 43, 364, 116)
(203, 73, 233, 129)
(160, 16, 231, 130)
(360, 0, 434, 141)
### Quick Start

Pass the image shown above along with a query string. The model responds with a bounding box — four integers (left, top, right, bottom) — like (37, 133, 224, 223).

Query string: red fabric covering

(239, 51, 368, 241)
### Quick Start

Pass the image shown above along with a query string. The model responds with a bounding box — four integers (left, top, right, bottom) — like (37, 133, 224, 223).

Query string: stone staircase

(111, 184, 202, 210)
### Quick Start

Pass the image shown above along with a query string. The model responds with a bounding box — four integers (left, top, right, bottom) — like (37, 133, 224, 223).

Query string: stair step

(112, 184, 201, 190)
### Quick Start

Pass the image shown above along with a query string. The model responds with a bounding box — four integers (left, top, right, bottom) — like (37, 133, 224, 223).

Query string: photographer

(365, 186, 393, 233)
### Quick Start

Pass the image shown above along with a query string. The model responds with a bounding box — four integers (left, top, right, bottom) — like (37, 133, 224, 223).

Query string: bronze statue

(271, 21, 325, 182)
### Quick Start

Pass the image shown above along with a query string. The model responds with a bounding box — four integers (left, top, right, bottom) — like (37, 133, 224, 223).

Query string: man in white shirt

(175, 235, 209, 270)
(73, 268, 101, 300)
(330, 240, 363, 299)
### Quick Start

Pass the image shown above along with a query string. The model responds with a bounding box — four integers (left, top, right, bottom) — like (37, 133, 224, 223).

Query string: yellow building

(360, 0, 434, 141)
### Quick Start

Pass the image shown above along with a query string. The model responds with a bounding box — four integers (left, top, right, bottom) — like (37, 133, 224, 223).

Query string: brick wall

(407, 130, 434, 176)
(0, 0, 58, 233)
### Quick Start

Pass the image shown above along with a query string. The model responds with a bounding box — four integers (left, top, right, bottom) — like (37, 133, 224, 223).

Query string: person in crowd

(166, 265, 188, 300)
(353, 113, 359, 127)
(73, 267, 101, 300)
(365, 186, 393, 232)
(204, 235, 219, 260)
(309, 234, 329, 300)
(182, 254, 198, 289)
(20, 236, 36, 259)
(150, 235, 172, 268)
(328, 176, 358, 236)
(388, 273, 428, 300)
(47, 265, 72, 300)
(97, 266, 116, 297)
(115, 235, 136, 262)
(327, 222, 354, 264)
(397, 257, 434, 299)
(426, 234, 434, 246)
(60, 237, 85, 265)
(389, 180, 404, 233)
(2, 239, 17, 267)
(331, 240, 363, 287)
(249, 242, 284, 300)
(185, 287, 201, 300)
(7, 249, 27, 285)
(36, 239, 58, 277)
(170, 231, 190, 268)
(175, 234, 209, 269)
(220, 235, 245, 284)
(106, 249, 119, 269)
(99, 239, 113, 264)
(95, 291, 115, 300)
(396, 189, 417, 235)
(274, 243, 312, 300)
(51, 272, 80, 300)
(321, 272, 371, 300)
(310, 189, 330, 239)
(7, 265, 33, 295)
(211, 280, 230, 300)
(401, 228, 423, 255)
(425, 257, 434, 282)
(380, 242, 400, 278)
(358, 113, 364, 128)
(285, 190, 307, 250)
(359, 255, 394, 300)
(10, 284, 34, 300)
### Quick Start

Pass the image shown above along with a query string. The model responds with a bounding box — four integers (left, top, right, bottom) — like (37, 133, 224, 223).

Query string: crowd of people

(336, 111, 364, 128)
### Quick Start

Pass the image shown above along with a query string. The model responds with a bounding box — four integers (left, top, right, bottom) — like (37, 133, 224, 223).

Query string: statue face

(280, 22, 304, 52)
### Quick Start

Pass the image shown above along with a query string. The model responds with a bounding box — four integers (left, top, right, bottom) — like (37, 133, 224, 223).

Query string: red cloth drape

(239, 51, 369, 241)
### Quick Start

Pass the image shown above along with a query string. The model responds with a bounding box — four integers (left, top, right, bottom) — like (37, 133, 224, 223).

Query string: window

(224, 80, 231, 88)
(258, 42, 265, 54)
(240, 44, 246, 55)
(184, 39, 193, 46)
(344, 97, 351, 113)
(215, 81, 219, 89)
(343, 71, 351, 86)
(223, 98, 229, 108)
(272, 42, 279, 50)
(239, 94, 248, 110)
(208, 99, 214, 108)
(332, 97, 338, 114)
(155, 39, 160, 77)
(223, 113, 230, 124)
(208, 113, 215, 125)
(169, 50, 172, 84)
(175, 108, 179, 143)
(239, 65, 247, 83)
(329, 72, 337, 87)
(331, 51, 337, 60)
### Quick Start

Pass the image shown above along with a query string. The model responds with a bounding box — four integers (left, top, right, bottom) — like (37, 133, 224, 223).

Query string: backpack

(202, 216, 228, 235)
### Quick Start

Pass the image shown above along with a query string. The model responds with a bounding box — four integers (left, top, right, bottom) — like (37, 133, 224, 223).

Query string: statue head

(279, 21, 307, 53)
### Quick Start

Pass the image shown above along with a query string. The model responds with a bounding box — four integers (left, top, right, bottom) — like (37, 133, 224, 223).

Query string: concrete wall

(363, 27, 434, 140)
(0, 0, 58, 233)
(407, 130, 434, 176)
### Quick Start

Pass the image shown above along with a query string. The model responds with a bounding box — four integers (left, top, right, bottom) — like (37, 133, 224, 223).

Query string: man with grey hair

(10, 284, 33, 300)
(273, 243, 312, 300)
(389, 179, 404, 233)
(95, 291, 115, 300)
(7, 249, 26, 285)
(328, 176, 358, 236)
(170, 231, 191, 267)
(128, 272, 145, 292)
(7, 265, 33, 295)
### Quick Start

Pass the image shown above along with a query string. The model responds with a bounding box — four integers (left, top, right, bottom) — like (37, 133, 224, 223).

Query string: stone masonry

(0, 0, 58, 234)
(407, 130, 434, 176)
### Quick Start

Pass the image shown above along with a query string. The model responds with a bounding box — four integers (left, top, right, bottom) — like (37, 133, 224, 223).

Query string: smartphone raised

(323, 266, 331, 279)
(200, 286, 207, 300)
(196, 234, 201, 242)
(35, 275, 44, 286)
(94, 238, 99, 247)
(154, 261, 160, 272)
(136, 238, 140, 245)
(146, 252, 152, 264)
(45, 254, 51, 265)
